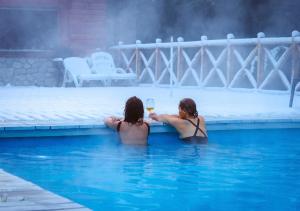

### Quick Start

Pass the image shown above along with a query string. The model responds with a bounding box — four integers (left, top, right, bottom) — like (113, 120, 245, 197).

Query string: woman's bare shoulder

(198, 115, 205, 121)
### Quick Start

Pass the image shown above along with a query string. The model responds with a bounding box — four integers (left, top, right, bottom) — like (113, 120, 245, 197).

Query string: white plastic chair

(90, 52, 137, 85)
(63, 57, 111, 87)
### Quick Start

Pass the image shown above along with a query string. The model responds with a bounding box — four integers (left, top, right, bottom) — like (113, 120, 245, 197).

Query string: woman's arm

(104, 116, 122, 129)
(149, 113, 173, 122)
(149, 113, 183, 127)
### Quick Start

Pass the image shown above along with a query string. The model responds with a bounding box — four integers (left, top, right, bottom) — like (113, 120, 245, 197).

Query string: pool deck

(0, 169, 90, 211)
(1, 87, 300, 137)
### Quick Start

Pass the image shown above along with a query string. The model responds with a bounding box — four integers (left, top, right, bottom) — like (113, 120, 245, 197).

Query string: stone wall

(0, 58, 62, 87)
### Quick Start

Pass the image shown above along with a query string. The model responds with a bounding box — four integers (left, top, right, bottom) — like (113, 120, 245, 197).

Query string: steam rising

(106, 0, 300, 45)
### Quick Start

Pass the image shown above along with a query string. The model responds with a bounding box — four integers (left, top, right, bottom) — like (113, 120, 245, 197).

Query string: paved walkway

(0, 169, 90, 211)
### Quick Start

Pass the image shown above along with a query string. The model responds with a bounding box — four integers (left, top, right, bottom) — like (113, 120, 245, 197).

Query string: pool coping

(0, 169, 91, 210)
(1, 118, 300, 138)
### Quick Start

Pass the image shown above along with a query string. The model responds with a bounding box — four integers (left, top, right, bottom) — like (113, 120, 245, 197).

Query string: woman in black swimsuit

(105, 96, 150, 145)
(149, 98, 208, 144)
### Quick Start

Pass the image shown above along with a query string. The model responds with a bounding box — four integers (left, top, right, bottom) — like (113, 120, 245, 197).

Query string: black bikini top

(117, 121, 150, 136)
(181, 118, 208, 143)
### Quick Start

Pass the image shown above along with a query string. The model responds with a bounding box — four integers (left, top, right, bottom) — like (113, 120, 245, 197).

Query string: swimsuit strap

(117, 121, 122, 132)
(184, 118, 207, 138)
(194, 118, 200, 136)
(144, 122, 150, 136)
(117, 121, 150, 136)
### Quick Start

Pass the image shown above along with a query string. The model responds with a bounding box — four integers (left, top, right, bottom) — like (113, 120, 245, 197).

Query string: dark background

(0, 8, 58, 50)
(0, 0, 299, 51)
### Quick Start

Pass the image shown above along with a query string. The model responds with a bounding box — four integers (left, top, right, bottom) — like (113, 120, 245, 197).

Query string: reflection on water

(0, 129, 299, 210)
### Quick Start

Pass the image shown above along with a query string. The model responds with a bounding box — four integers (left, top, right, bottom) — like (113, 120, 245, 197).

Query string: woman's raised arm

(104, 116, 122, 129)
(149, 113, 182, 127)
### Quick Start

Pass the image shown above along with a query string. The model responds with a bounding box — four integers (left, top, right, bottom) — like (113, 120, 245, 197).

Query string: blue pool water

(0, 129, 300, 210)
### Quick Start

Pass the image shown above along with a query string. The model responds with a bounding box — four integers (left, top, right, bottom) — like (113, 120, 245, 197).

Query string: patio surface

(0, 86, 300, 127)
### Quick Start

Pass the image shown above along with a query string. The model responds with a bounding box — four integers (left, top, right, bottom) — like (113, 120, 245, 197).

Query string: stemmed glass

(145, 98, 155, 114)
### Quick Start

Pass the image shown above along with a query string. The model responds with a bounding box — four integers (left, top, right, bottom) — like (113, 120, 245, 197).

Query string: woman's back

(117, 121, 149, 145)
(180, 116, 207, 138)
(179, 116, 208, 144)
(105, 96, 149, 145)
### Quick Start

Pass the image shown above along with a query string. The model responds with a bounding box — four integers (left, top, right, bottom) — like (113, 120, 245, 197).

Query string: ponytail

(194, 111, 198, 118)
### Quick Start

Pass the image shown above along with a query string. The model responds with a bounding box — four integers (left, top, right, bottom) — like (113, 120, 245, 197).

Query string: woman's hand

(110, 116, 121, 122)
(104, 116, 122, 129)
(149, 112, 159, 121)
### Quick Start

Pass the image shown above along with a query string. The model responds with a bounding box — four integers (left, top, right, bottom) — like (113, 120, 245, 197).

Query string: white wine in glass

(146, 98, 155, 113)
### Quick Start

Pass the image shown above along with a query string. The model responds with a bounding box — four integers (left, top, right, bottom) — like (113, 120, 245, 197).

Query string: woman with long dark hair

(105, 96, 150, 145)
(150, 98, 208, 144)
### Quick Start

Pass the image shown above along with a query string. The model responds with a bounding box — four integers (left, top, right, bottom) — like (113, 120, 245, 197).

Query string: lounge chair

(62, 57, 112, 87)
(90, 52, 137, 85)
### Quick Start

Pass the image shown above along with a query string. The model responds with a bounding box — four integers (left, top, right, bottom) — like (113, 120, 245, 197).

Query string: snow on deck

(0, 86, 300, 126)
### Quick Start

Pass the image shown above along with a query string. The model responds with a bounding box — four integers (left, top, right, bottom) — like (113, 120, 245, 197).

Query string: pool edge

(0, 118, 300, 138)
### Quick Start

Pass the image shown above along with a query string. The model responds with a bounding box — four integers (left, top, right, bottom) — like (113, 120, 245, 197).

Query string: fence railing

(111, 31, 300, 105)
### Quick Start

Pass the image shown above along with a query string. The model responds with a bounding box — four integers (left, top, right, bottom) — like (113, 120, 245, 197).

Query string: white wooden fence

(111, 31, 300, 106)
(112, 31, 299, 88)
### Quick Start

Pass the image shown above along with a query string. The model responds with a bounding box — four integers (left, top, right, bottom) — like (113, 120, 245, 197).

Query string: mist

(106, 0, 300, 45)
(0, 0, 299, 87)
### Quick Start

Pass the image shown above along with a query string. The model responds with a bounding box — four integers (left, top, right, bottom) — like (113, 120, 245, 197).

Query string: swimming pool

(0, 128, 299, 210)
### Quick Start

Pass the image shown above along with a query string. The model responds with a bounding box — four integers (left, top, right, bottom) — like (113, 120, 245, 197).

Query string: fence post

(117, 41, 123, 71)
(257, 32, 266, 89)
(170, 37, 174, 88)
(155, 38, 162, 86)
(176, 37, 184, 86)
(200, 35, 208, 87)
(289, 30, 300, 107)
(135, 40, 141, 80)
(226, 33, 234, 88)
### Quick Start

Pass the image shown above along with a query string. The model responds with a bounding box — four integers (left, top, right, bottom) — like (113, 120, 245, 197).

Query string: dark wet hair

(179, 98, 198, 118)
(124, 96, 144, 124)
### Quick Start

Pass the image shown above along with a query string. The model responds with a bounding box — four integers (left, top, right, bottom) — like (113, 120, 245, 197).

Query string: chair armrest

(86, 57, 93, 68)
(115, 67, 126, 73)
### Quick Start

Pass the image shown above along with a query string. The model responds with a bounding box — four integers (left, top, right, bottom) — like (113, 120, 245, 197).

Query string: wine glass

(145, 98, 155, 114)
